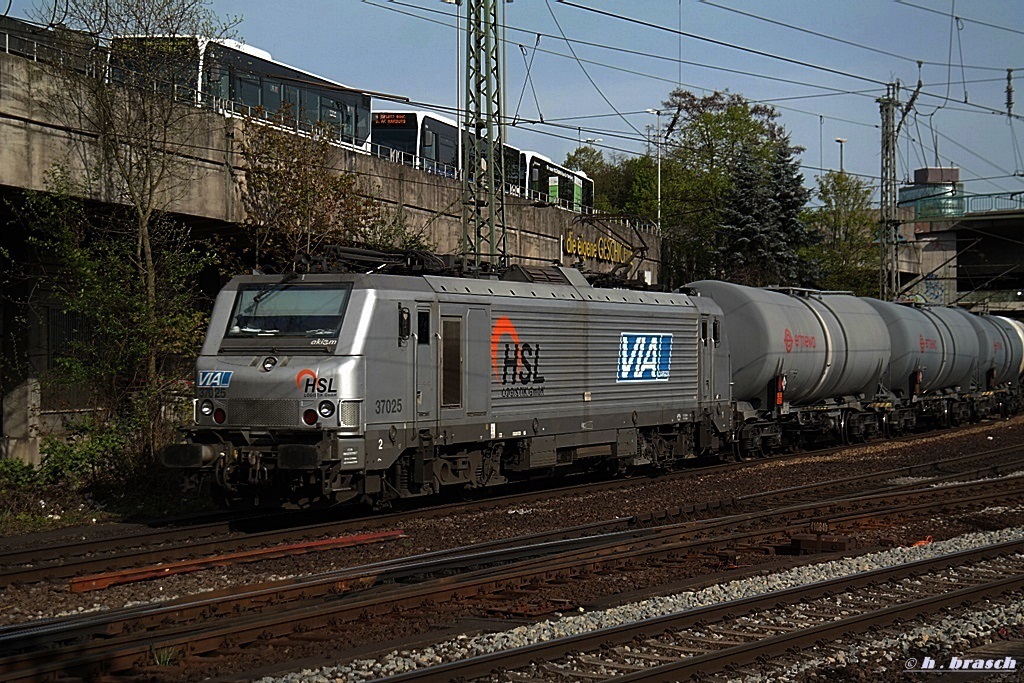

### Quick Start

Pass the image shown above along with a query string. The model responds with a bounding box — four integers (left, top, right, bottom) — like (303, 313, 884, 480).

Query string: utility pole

(646, 109, 663, 234)
(461, 0, 507, 274)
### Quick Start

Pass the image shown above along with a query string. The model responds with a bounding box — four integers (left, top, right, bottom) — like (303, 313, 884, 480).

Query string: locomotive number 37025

(375, 398, 402, 415)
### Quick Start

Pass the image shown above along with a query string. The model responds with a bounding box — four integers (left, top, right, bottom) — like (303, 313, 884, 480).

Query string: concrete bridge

(0, 48, 661, 463)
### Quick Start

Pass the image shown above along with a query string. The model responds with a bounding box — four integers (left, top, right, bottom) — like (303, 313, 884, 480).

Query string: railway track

(0, 451, 1021, 681)
(1, 438, 1018, 589)
(371, 539, 1024, 682)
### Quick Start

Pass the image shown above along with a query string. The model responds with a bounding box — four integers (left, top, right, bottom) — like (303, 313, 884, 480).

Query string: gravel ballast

(257, 526, 1024, 683)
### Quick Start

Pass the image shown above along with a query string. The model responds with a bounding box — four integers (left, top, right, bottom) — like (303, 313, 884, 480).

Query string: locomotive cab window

(700, 320, 709, 346)
(417, 311, 430, 345)
(225, 282, 352, 339)
(441, 318, 462, 408)
(712, 319, 721, 346)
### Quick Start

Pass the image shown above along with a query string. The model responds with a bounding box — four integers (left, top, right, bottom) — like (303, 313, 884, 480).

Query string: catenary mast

(461, 0, 507, 274)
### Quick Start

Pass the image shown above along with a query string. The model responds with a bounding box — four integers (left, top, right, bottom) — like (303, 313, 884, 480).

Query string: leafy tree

(22, 169, 213, 468)
(716, 138, 814, 287)
(237, 109, 431, 273)
(716, 143, 778, 285)
(23, 0, 234, 462)
(802, 170, 877, 295)
(563, 145, 606, 179)
(768, 136, 816, 284)
(654, 90, 809, 287)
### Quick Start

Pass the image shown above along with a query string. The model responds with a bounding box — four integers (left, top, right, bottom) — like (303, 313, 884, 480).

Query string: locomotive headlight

(200, 400, 215, 416)
(261, 356, 278, 372)
(318, 400, 336, 418)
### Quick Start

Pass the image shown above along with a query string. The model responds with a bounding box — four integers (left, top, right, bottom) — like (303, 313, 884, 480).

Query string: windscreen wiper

(251, 272, 299, 305)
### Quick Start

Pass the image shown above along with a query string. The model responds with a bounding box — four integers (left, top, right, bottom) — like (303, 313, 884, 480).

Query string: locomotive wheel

(211, 485, 240, 509)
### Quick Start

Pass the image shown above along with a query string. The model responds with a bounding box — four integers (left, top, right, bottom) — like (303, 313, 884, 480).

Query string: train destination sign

(372, 112, 412, 127)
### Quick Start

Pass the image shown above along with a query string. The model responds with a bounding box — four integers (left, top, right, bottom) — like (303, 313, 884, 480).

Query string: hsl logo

(295, 369, 337, 395)
(490, 316, 545, 386)
(197, 371, 233, 388)
(618, 333, 672, 382)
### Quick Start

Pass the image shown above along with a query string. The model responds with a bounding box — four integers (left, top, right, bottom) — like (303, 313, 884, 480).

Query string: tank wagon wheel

(838, 410, 852, 445)
(940, 401, 952, 429)
(880, 412, 894, 439)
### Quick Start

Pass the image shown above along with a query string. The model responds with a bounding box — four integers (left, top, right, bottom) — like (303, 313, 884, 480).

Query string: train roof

(112, 34, 377, 98)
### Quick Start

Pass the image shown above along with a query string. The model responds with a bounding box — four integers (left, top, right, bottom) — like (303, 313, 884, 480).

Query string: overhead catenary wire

(552, 1, 1024, 124)
(371, 0, 1024, 176)
(555, 0, 889, 86)
(698, 0, 1019, 73)
(375, 0, 887, 104)
(543, 0, 643, 138)
(11, 2, 1018, 199)
(895, 0, 1024, 38)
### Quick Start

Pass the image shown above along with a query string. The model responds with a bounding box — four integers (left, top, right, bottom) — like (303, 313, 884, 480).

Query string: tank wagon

(164, 266, 1023, 507)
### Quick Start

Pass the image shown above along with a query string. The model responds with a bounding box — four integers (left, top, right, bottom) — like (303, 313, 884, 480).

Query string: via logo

(197, 371, 233, 388)
(618, 333, 672, 382)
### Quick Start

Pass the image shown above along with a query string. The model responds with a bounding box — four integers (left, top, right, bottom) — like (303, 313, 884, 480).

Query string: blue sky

(7, 0, 1024, 200)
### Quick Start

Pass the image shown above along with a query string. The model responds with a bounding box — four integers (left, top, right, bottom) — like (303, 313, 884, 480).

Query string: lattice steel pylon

(877, 80, 920, 300)
(878, 84, 899, 300)
(461, 0, 507, 274)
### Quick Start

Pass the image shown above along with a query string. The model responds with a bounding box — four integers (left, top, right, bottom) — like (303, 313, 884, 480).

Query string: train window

(300, 89, 318, 125)
(263, 79, 282, 114)
(283, 85, 300, 119)
(701, 320, 708, 346)
(226, 283, 352, 339)
(417, 311, 430, 345)
(423, 129, 437, 159)
(712, 319, 721, 346)
(205, 66, 230, 100)
(441, 319, 462, 408)
(236, 75, 261, 108)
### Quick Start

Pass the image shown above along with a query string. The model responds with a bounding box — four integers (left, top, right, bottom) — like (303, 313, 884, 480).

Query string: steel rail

(361, 539, 1024, 683)
(0, 466, 1021, 680)
(1, 432, 1014, 589)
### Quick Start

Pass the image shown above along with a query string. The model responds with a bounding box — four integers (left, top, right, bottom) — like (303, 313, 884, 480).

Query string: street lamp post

(584, 137, 602, 146)
(647, 108, 662, 232)
(835, 137, 846, 172)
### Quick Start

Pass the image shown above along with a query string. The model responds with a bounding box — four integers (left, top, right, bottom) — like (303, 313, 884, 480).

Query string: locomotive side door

(438, 304, 491, 426)
(414, 303, 437, 431)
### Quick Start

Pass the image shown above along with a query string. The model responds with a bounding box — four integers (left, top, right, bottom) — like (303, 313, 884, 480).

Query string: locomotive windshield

(225, 283, 352, 339)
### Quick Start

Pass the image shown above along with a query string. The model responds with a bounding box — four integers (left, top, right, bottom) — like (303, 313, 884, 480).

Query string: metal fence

(912, 191, 1024, 220)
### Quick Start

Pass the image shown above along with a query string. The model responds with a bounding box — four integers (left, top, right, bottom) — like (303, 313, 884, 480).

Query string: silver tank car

(951, 310, 1018, 388)
(862, 299, 979, 395)
(164, 266, 734, 506)
(994, 316, 1024, 381)
(686, 281, 890, 406)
